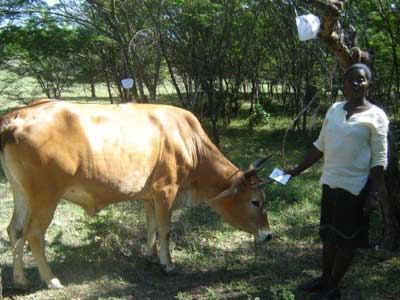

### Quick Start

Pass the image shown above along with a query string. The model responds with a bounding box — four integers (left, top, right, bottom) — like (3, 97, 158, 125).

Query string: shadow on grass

(2, 203, 397, 300)
(1, 238, 321, 300)
(2, 195, 395, 300)
(0, 201, 322, 300)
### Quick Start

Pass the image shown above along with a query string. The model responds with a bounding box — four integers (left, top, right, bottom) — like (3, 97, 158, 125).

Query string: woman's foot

(299, 277, 325, 293)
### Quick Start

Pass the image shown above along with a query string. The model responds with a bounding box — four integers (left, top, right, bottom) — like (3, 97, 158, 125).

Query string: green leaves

(0, 19, 92, 97)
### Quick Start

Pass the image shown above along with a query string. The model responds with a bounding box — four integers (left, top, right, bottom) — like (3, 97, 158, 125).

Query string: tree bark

(90, 78, 96, 98)
(382, 134, 400, 249)
(105, 72, 113, 104)
(309, 0, 370, 69)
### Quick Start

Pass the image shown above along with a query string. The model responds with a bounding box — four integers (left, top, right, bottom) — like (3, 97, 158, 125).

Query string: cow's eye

(251, 201, 260, 207)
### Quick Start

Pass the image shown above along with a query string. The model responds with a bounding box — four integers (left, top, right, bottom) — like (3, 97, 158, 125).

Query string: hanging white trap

(121, 78, 134, 89)
(295, 14, 321, 41)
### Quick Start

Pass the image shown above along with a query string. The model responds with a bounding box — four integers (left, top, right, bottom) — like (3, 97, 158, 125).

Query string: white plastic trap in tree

(295, 14, 321, 41)
(121, 78, 134, 89)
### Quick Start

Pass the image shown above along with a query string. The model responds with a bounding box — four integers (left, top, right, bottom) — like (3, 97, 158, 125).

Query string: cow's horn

(249, 155, 272, 170)
(245, 155, 272, 179)
(243, 168, 260, 180)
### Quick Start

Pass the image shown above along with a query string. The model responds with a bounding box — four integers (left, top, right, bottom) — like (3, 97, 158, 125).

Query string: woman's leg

(312, 246, 353, 299)
(300, 241, 337, 292)
(328, 246, 354, 288)
(321, 241, 337, 284)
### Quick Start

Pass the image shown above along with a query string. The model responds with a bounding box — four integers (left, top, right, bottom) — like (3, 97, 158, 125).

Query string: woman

(287, 63, 389, 300)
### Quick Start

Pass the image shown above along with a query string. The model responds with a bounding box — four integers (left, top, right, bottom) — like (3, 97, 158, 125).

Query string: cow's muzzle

(254, 229, 273, 243)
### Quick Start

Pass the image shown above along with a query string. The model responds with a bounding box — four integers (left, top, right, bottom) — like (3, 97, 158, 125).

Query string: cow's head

(210, 157, 272, 243)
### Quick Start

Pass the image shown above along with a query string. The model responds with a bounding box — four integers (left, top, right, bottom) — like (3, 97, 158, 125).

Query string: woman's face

(343, 68, 370, 100)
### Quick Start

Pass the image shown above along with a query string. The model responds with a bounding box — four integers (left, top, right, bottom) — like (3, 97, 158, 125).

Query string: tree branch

(306, 0, 370, 70)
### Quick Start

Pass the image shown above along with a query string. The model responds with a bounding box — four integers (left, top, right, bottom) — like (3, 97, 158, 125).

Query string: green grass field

(0, 83, 399, 300)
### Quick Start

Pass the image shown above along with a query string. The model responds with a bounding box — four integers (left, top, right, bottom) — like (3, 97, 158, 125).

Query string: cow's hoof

(47, 278, 64, 289)
(144, 254, 160, 264)
(160, 264, 180, 275)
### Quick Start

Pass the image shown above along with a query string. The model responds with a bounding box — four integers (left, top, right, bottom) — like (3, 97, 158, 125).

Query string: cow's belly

(62, 180, 143, 215)
(63, 185, 131, 216)
(62, 186, 99, 216)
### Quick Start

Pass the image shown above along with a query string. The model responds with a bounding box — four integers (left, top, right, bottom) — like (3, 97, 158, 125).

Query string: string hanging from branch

(282, 97, 317, 169)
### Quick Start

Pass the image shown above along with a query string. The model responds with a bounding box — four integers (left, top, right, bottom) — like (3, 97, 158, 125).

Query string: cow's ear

(243, 171, 266, 188)
(211, 185, 240, 201)
(211, 178, 243, 201)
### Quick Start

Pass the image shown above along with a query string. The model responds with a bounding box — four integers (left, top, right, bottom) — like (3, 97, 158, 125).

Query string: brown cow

(0, 100, 272, 289)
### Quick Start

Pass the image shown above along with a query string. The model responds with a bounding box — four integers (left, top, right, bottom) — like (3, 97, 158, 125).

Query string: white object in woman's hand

(269, 168, 292, 185)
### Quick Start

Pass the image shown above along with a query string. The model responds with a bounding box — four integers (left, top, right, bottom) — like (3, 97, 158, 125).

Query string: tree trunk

(161, 44, 184, 106)
(382, 134, 400, 249)
(90, 78, 96, 98)
(136, 76, 145, 100)
(204, 80, 220, 147)
(105, 72, 114, 104)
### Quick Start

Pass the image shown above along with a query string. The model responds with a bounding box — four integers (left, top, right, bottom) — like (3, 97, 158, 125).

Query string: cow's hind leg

(24, 192, 63, 289)
(144, 199, 159, 263)
(153, 185, 178, 274)
(7, 183, 30, 289)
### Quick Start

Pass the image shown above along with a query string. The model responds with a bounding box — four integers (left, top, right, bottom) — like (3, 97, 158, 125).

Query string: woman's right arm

(286, 106, 332, 177)
(286, 146, 323, 177)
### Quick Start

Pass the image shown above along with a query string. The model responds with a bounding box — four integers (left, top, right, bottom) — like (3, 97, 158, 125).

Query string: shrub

(248, 104, 270, 129)
(270, 285, 295, 300)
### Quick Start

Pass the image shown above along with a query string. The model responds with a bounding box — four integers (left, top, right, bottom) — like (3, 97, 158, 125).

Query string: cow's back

(0, 100, 205, 205)
(0, 100, 90, 177)
(73, 102, 203, 185)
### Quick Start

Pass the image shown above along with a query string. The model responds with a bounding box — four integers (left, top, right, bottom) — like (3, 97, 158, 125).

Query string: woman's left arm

(364, 166, 388, 214)
(369, 166, 388, 199)
(365, 111, 390, 213)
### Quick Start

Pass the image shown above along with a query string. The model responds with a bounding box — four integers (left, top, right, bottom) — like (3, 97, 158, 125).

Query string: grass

(0, 87, 399, 300)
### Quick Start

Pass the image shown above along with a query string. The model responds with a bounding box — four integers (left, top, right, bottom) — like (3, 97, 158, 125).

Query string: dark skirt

(319, 184, 370, 249)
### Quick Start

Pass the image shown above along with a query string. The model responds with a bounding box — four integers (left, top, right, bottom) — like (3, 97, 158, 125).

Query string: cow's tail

(0, 115, 30, 250)
(0, 115, 17, 153)
(0, 99, 53, 152)
(0, 115, 13, 180)
(0, 114, 18, 192)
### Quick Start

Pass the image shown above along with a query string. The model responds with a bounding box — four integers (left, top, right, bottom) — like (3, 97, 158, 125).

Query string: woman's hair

(344, 63, 372, 81)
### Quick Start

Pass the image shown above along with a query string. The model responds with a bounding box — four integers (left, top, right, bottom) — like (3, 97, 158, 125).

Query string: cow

(0, 99, 272, 289)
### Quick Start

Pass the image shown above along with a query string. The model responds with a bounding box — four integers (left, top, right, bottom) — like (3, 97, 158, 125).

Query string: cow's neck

(193, 140, 241, 200)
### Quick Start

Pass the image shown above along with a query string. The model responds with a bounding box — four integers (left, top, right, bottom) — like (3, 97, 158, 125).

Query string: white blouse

(314, 101, 389, 195)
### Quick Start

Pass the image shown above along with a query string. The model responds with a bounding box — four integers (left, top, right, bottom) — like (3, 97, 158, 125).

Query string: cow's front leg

(144, 200, 159, 264)
(153, 185, 178, 274)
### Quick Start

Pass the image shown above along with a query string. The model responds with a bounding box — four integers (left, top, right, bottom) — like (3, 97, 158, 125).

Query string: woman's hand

(363, 192, 379, 215)
(363, 182, 387, 215)
(284, 147, 323, 178)
(364, 166, 387, 215)
(285, 167, 301, 177)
